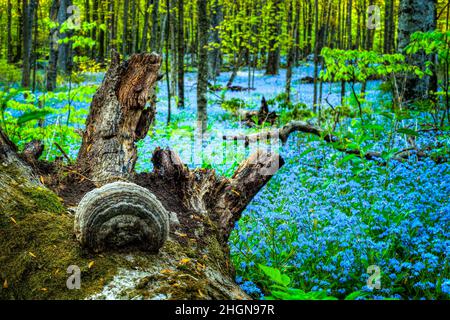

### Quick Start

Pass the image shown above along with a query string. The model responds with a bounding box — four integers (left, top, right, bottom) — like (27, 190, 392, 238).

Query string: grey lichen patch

(74, 182, 170, 253)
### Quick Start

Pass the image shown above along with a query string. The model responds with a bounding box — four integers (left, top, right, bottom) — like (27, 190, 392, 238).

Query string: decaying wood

(0, 128, 40, 185)
(237, 96, 278, 126)
(1, 52, 286, 300)
(224, 120, 429, 162)
(22, 140, 44, 163)
(76, 50, 162, 184)
(150, 147, 284, 240)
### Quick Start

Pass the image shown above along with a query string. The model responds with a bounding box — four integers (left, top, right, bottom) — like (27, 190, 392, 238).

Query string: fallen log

(223, 120, 429, 163)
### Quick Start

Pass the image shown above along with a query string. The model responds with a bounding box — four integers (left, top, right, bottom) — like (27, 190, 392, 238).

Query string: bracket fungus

(74, 181, 170, 253)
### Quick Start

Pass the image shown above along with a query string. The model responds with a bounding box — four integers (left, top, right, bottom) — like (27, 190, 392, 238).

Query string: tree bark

(56, 0, 72, 74)
(141, 0, 152, 52)
(265, 0, 281, 75)
(208, 0, 222, 81)
(398, 0, 436, 101)
(7, 0, 13, 63)
(76, 51, 162, 183)
(21, 0, 37, 88)
(177, 0, 185, 107)
(150, 0, 160, 52)
(46, 0, 60, 91)
(122, 0, 129, 56)
(197, 0, 209, 133)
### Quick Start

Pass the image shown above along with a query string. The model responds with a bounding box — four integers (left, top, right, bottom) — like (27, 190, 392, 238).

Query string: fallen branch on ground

(223, 120, 431, 163)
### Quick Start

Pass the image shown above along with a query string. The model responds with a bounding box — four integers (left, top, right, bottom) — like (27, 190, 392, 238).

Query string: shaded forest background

(0, 0, 448, 102)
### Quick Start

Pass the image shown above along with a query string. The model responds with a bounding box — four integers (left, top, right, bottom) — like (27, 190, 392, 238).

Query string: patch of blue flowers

(230, 133, 450, 300)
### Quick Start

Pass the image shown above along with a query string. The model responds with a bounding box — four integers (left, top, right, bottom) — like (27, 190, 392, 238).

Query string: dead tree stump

(0, 51, 286, 300)
(76, 51, 162, 184)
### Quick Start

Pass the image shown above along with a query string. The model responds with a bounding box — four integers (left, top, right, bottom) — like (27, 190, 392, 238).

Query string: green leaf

(259, 264, 291, 287)
(397, 128, 419, 137)
(344, 291, 367, 300)
(17, 110, 53, 125)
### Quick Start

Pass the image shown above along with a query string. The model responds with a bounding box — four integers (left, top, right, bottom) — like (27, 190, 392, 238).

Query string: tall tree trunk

(313, 0, 320, 110)
(197, 0, 208, 133)
(98, 1, 105, 62)
(131, 0, 137, 54)
(92, 0, 98, 59)
(150, 0, 160, 52)
(46, 0, 65, 91)
(21, 0, 35, 88)
(141, 0, 152, 52)
(285, 1, 295, 103)
(265, 0, 281, 75)
(169, 0, 177, 98)
(165, 0, 172, 124)
(398, 0, 436, 101)
(47, 0, 58, 91)
(57, 0, 72, 74)
(107, 0, 116, 54)
(208, 0, 222, 80)
(347, 0, 353, 49)
(14, 2, 23, 63)
(122, 0, 129, 56)
(177, 0, 185, 107)
(7, 0, 13, 63)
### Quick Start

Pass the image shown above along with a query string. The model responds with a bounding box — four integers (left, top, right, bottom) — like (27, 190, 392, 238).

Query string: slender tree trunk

(14, 2, 23, 63)
(165, 0, 172, 124)
(131, 0, 137, 54)
(57, 0, 72, 74)
(208, 0, 222, 80)
(122, 0, 129, 56)
(398, 0, 436, 100)
(177, 0, 185, 107)
(91, 0, 98, 59)
(347, 0, 353, 49)
(169, 0, 177, 97)
(141, 0, 152, 52)
(98, 1, 105, 62)
(313, 0, 320, 110)
(31, 1, 38, 92)
(46, 0, 60, 91)
(285, 1, 296, 103)
(197, 0, 208, 133)
(7, 0, 13, 63)
(21, 0, 37, 88)
(266, 0, 281, 75)
(107, 0, 115, 53)
(150, 0, 160, 52)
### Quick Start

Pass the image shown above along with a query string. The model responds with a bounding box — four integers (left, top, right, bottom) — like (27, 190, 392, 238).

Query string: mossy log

(0, 52, 284, 300)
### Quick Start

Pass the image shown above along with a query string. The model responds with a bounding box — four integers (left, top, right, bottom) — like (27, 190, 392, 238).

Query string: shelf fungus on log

(74, 181, 170, 253)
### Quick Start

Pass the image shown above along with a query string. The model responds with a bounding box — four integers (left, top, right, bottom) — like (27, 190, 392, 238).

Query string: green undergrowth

(0, 166, 125, 299)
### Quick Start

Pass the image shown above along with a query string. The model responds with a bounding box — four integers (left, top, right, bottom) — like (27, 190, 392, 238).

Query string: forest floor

(3, 62, 450, 300)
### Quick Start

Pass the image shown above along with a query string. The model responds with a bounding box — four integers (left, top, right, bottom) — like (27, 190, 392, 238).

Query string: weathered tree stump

(76, 50, 162, 184)
(0, 52, 285, 300)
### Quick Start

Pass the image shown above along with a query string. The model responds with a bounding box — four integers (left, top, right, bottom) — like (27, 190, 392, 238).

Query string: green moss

(0, 179, 125, 299)
(22, 186, 66, 214)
